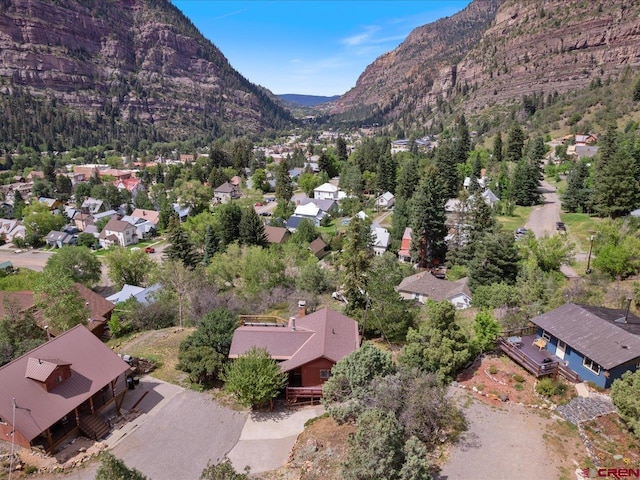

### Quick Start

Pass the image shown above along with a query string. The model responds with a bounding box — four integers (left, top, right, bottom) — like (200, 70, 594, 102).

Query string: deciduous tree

(43, 246, 102, 287)
(104, 247, 155, 289)
(223, 346, 287, 408)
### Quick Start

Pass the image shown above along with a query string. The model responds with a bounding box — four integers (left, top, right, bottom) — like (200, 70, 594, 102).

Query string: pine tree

(493, 132, 503, 165)
(342, 216, 373, 313)
(396, 156, 420, 201)
(336, 136, 348, 162)
(239, 207, 267, 247)
(453, 114, 471, 164)
(410, 167, 448, 267)
(217, 202, 242, 247)
(275, 157, 293, 205)
(434, 141, 459, 198)
(165, 217, 201, 269)
(202, 225, 218, 266)
(505, 123, 525, 163)
(562, 160, 592, 213)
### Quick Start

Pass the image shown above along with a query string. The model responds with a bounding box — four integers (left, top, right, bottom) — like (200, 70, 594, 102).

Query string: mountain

(329, 0, 640, 130)
(0, 0, 293, 150)
(278, 94, 341, 108)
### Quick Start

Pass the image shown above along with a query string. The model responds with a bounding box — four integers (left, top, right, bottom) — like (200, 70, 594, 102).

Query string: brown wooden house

(0, 325, 130, 452)
(229, 305, 360, 402)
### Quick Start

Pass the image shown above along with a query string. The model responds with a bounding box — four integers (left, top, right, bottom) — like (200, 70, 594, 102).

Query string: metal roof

(530, 303, 640, 369)
(0, 325, 130, 442)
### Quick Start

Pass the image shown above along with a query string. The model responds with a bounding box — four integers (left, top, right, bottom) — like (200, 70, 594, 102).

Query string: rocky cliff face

(0, 0, 291, 138)
(330, 0, 640, 125)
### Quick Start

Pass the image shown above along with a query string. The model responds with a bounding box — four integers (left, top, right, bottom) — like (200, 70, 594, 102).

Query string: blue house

(530, 303, 640, 388)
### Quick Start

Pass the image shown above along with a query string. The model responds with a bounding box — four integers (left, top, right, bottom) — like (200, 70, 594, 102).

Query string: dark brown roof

(396, 272, 471, 302)
(530, 303, 640, 369)
(74, 283, 114, 323)
(0, 291, 36, 317)
(308, 237, 328, 258)
(264, 226, 290, 244)
(25, 358, 70, 381)
(0, 325, 130, 442)
(229, 308, 359, 373)
(99, 217, 135, 236)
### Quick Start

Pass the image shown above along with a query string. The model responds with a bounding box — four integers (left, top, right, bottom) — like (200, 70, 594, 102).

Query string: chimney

(298, 300, 307, 318)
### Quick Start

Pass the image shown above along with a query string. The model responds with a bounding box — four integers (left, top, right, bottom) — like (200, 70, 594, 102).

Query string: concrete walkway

(228, 405, 324, 474)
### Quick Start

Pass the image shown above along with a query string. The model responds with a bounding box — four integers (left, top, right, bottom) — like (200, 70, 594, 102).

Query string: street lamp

(585, 233, 595, 274)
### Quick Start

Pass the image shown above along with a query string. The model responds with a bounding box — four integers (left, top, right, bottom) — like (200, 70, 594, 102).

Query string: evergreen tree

(633, 77, 640, 102)
(505, 123, 525, 163)
(238, 207, 267, 247)
(410, 168, 448, 267)
(593, 126, 640, 218)
(165, 217, 201, 269)
(158, 200, 178, 231)
(468, 231, 520, 291)
(396, 156, 420, 201)
(340, 161, 364, 197)
(336, 136, 348, 162)
(202, 225, 218, 266)
(562, 160, 592, 212)
(342, 216, 373, 313)
(527, 136, 546, 162)
(318, 152, 337, 178)
(134, 191, 155, 210)
(275, 157, 293, 205)
(493, 132, 503, 165)
(434, 141, 459, 198)
(217, 202, 242, 248)
(453, 114, 471, 164)
(12, 190, 25, 219)
(390, 197, 411, 241)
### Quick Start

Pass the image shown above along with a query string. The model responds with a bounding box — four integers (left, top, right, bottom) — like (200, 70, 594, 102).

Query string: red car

(144, 246, 155, 254)
(254, 202, 263, 207)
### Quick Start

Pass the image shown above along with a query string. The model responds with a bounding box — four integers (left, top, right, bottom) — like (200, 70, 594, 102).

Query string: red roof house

(398, 227, 412, 263)
(0, 325, 130, 452)
(229, 306, 360, 390)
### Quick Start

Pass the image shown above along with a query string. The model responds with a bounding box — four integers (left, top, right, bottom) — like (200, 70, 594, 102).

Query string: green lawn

(496, 206, 534, 232)
(0, 268, 42, 291)
(560, 213, 602, 250)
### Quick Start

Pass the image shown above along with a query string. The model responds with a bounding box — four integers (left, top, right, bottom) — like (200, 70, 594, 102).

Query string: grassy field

(496, 205, 534, 232)
(109, 327, 195, 386)
(560, 213, 602, 251)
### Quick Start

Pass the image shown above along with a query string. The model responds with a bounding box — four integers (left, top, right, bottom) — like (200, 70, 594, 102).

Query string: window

(0, 417, 6, 425)
(319, 369, 331, 379)
(56, 375, 63, 384)
(583, 356, 601, 375)
(541, 330, 551, 342)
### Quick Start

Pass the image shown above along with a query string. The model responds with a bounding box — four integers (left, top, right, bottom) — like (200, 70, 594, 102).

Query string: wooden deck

(286, 386, 323, 405)
(498, 335, 559, 378)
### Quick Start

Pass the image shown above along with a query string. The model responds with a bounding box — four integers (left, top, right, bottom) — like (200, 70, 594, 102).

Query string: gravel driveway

(525, 180, 561, 238)
(438, 390, 562, 480)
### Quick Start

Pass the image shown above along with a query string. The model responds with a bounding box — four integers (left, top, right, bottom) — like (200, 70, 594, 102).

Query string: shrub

(513, 374, 525, 383)
(611, 370, 640, 440)
(514, 383, 524, 391)
(535, 377, 565, 397)
(488, 365, 498, 375)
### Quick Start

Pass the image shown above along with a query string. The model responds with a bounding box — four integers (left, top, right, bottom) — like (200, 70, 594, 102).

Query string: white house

(314, 182, 340, 201)
(375, 192, 395, 209)
(213, 181, 241, 203)
(371, 225, 391, 256)
(98, 218, 138, 248)
(293, 203, 326, 226)
(396, 272, 472, 309)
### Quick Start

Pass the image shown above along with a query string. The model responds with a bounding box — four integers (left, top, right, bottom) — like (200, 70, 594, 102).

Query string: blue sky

(172, 1, 471, 96)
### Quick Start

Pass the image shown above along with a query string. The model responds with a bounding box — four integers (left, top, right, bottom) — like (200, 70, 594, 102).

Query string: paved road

(438, 391, 562, 480)
(0, 247, 52, 271)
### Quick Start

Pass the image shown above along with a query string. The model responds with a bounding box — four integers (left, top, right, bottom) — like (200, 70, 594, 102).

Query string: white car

(13, 249, 23, 254)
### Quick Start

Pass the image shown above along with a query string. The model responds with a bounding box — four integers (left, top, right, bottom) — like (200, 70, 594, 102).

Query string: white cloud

(341, 25, 380, 46)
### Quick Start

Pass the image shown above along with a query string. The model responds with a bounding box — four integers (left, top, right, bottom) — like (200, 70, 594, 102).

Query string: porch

(497, 334, 560, 378)
(285, 386, 323, 405)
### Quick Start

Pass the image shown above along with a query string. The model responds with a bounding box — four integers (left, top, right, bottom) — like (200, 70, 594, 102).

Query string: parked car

(556, 222, 566, 231)
(254, 202, 263, 207)
(144, 246, 155, 254)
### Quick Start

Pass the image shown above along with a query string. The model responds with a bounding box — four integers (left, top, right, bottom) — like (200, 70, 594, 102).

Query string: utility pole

(585, 233, 595, 274)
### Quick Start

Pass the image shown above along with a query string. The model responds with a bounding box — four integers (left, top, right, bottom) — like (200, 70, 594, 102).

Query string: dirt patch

(456, 353, 575, 406)
(1, 436, 105, 477)
(110, 327, 194, 385)
(582, 413, 640, 469)
(261, 415, 355, 480)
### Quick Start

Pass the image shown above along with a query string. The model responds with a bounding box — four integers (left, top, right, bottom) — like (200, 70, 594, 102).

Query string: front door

(556, 340, 566, 360)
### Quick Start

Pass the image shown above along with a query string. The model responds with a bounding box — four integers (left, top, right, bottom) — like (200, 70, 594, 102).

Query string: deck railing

(286, 386, 323, 405)
(498, 338, 559, 377)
